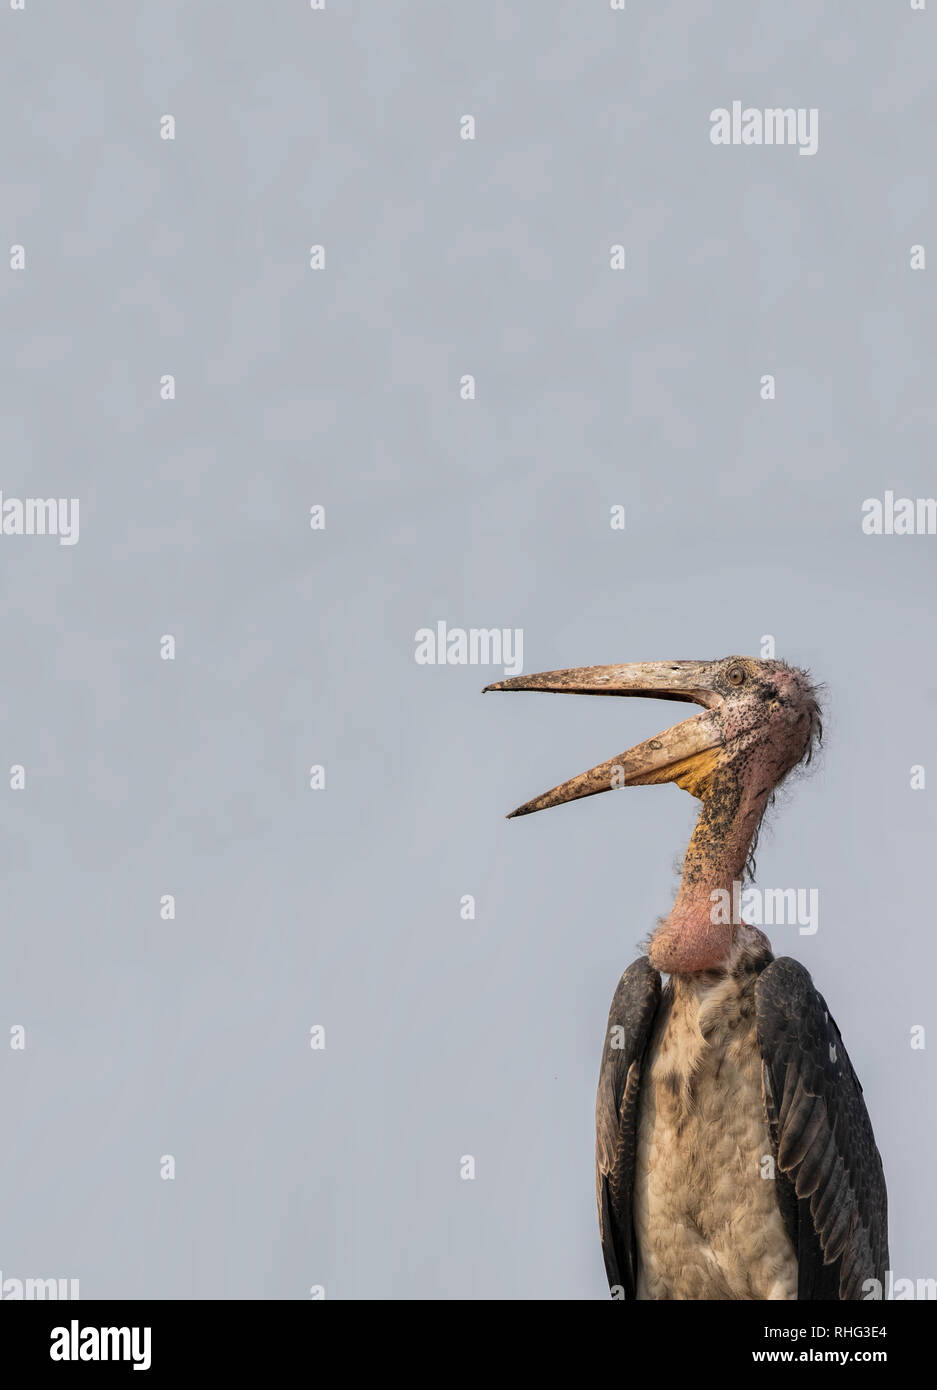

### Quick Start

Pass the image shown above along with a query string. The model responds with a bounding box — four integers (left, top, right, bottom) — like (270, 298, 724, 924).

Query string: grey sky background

(1, 1, 934, 1298)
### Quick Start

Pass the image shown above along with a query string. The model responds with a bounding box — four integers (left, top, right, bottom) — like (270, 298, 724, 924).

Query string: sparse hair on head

(744, 664, 824, 881)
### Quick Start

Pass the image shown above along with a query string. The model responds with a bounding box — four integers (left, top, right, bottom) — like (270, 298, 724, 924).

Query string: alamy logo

(1, 1270, 79, 1299)
(710, 103, 819, 156)
(49, 1321, 151, 1371)
(414, 621, 524, 676)
(710, 882, 819, 936)
(861, 491, 937, 535)
(0, 492, 80, 545)
(863, 1271, 937, 1300)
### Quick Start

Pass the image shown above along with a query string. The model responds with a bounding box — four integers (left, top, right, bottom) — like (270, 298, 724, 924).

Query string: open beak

(483, 661, 726, 818)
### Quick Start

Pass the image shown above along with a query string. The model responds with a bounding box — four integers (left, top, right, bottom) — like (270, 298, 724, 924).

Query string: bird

(484, 656, 888, 1300)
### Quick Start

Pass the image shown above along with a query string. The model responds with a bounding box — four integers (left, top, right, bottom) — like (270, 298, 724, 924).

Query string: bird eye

(726, 665, 746, 687)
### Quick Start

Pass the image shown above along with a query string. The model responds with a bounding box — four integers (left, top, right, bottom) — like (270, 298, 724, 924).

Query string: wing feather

(594, 957, 661, 1298)
(756, 957, 888, 1300)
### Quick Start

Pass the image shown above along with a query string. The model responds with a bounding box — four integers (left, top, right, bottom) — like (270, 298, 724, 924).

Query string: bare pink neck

(647, 772, 771, 975)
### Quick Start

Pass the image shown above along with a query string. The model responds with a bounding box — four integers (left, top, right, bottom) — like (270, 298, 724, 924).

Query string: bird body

(632, 928, 796, 1301)
(597, 938, 888, 1301)
(487, 655, 889, 1300)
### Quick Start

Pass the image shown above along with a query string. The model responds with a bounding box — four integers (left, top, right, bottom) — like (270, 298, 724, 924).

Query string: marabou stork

(485, 657, 888, 1300)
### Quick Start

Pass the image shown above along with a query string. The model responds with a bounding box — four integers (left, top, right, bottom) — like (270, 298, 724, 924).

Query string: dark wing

(594, 956, 662, 1298)
(756, 956, 889, 1301)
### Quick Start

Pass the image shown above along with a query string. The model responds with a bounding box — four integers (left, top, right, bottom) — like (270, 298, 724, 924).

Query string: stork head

(484, 656, 821, 820)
